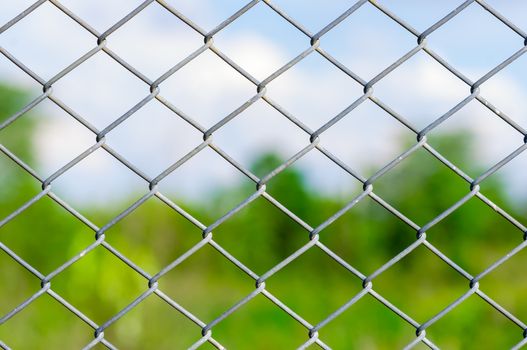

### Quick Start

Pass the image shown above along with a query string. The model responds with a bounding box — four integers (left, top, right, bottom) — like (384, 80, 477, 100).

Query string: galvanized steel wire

(1, 0, 527, 349)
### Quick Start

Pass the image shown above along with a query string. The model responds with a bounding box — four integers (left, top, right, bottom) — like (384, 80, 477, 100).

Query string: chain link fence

(1, 0, 527, 349)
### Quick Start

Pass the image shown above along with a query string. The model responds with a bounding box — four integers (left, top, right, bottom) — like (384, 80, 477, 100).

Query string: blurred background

(0, 0, 526, 349)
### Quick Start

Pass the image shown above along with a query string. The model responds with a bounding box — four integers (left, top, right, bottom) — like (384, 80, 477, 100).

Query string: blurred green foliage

(0, 84, 526, 349)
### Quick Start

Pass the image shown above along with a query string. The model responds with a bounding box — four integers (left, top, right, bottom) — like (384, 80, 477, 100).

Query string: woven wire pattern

(1, 0, 527, 349)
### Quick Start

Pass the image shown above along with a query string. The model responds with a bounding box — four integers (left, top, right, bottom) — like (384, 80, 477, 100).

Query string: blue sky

(0, 0, 526, 207)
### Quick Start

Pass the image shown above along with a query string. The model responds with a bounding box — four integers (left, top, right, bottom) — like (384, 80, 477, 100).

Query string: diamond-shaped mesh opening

(255, 149, 366, 225)
(102, 293, 203, 349)
(106, 99, 203, 178)
(212, 196, 308, 274)
(213, 99, 308, 173)
(0, 293, 95, 349)
(213, 1, 309, 81)
(158, 243, 255, 321)
(266, 247, 364, 322)
(371, 145, 471, 225)
(160, 49, 255, 128)
(425, 196, 523, 274)
(157, 146, 255, 221)
(0, 195, 94, 273)
(106, 1, 203, 79)
(51, 245, 147, 323)
(321, 293, 419, 349)
(428, 100, 525, 176)
(426, 2, 524, 81)
(266, 51, 364, 130)
(429, 294, 524, 349)
(321, 98, 416, 178)
(2, 98, 95, 177)
(51, 51, 148, 130)
(0, 2, 94, 79)
(320, 195, 418, 274)
(49, 148, 148, 224)
(321, 2, 416, 80)
(373, 50, 468, 129)
(104, 196, 204, 274)
(212, 293, 308, 349)
(373, 244, 469, 323)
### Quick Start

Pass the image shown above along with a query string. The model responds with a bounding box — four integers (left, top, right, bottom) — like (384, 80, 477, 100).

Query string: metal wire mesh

(1, 0, 527, 349)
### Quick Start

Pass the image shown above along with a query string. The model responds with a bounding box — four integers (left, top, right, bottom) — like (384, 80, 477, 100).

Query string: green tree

(1, 84, 525, 349)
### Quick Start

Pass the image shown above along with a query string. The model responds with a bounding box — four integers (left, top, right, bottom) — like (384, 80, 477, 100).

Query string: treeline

(1, 84, 526, 349)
